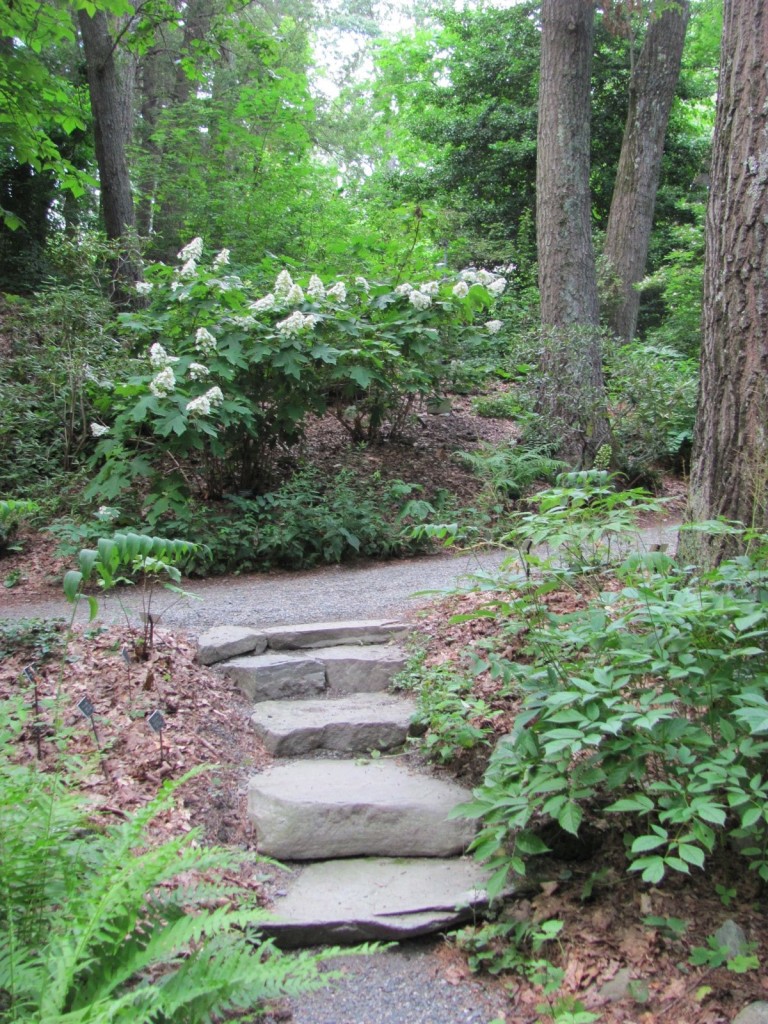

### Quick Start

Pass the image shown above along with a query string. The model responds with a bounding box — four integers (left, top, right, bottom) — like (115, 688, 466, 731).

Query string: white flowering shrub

(86, 244, 508, 521)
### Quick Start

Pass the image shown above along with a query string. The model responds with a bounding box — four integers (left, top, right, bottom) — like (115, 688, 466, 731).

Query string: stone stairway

(197, 619, 492, 947)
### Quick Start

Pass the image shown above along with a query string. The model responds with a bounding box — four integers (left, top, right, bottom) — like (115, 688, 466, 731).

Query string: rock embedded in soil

(734, 1003, 768, 1024)
(249, 692, 417, 756)
(247, 758, 476, 859)
(261, 856, 493, 946)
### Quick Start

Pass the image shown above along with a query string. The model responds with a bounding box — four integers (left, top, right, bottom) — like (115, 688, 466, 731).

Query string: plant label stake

(24, 665, 44, 760)
(77, 695, 109, 779)
(147, 709, 166, 764)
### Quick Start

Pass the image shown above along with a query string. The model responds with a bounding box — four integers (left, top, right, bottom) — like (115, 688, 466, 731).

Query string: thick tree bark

(603, 1, 690, 341)
(680, 0, 768, 565)
(78, 8, 140, 300)
(536, 0, 610, 465)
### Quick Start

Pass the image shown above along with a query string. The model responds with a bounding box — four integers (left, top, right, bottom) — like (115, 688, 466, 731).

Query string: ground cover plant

(403, 474, 768, 1021)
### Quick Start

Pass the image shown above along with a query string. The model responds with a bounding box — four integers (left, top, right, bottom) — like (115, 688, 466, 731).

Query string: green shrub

(0, 697, 338, 1024)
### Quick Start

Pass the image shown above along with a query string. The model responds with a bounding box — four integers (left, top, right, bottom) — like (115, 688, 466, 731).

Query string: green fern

(0, 697, 336, 1024)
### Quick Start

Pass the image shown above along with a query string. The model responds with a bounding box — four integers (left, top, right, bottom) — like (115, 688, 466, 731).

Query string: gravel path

(1, 523, 680, 1024)
(0, 522, 680, 637)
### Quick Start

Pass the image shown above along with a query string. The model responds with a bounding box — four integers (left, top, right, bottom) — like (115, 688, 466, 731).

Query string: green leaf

(63, 570, 83, 603)
(558, 801, 583, 836)
(631, 831, 668, 854)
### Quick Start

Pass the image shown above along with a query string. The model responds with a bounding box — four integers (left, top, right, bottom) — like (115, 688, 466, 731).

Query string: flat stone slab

(196, 626, 266, 666)
(260, 619, 409, 650)
(219, 653, 325, 702)
(250, 693, 417, 756)
(315, 644, 408, 693)
(247, 759, 476, 859)
(262, 857, 492, 946)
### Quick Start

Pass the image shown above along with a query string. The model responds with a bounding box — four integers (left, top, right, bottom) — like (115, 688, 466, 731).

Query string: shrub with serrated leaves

(435, 479, 768, 897)
(0, 698, 339, 1024)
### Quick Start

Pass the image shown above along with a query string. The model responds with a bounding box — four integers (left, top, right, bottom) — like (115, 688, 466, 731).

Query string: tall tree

(602, 0, 691, 341)
(536, 0, 610, 465)
(681, 0, 767, 563)
(78, 7, 140, 299)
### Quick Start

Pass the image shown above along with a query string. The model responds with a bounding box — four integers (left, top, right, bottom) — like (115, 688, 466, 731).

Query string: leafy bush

(446, 483, 768, 898)
(86, 245, 508, 520)
(0, 499, 39, 556)
(0, 698, 335, 1023)
(456, 442, 565, 506)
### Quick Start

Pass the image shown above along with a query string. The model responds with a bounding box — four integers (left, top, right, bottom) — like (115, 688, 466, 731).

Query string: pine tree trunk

(536, 0, 610, 465)
(680, 0, 768, 565)
(603, 2, 690, 342)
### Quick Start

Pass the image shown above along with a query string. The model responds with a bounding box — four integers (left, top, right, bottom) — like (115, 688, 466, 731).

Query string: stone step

(218, 643, 407, 701)
(220, 652, 326, 702)
(247, 759, 476, 860)
(315, 643, 407, 693)
(250, 693, 417, 757)
(261, 857, 492, 947)
(260, 619, 409, 650)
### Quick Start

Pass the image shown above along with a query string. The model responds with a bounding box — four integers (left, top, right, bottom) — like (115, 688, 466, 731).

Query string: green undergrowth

(407, 474, 768, 900)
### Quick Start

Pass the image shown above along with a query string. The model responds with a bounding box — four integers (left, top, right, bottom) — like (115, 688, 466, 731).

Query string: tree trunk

(536, 0, 610, 465)
(680, 0, 768, 565)
(602, 1, 690, 341)
(78, 8, 140, 301)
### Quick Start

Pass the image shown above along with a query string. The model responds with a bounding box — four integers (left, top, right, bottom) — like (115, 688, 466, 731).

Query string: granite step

(250, 693, 418, 757)
(260, 619, 409, 650)
(247, 758, 475, 860)
(262, 857, 493, 947)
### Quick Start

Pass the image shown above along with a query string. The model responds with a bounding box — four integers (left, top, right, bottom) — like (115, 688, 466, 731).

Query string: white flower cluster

(420, 280, 439, 296)
(213, 248, 230, 267)
(274, 269, 294, 299)
(409, 290, 432, 310)
(355, 276, 370, 292)
(485, 320, 504, 335)
(286, 283, 305, 305)
(307, 275, 326, 300)
(195, 327, 217, 355)
(135, 281, 153, 296)
(90, 422, 109, 438)
(185, 385, 224, 418)
(250, 293, 275, 313)
(459, 267, 507, 296)
(188, 362, 210, 381)
(232, 315, 256, 328)
(326, 281, 347, 303)
(276, 311, 316, 336)
(178, 237, 204, 262)
(150, 366, 176, 397)
(452, 281, 469, 299)
(395, 282, 413, 295)
(149, 342, 179, 369)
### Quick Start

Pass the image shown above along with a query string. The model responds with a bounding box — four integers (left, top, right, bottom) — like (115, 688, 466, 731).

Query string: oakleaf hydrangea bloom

(452, 281, 469, 299)
(286, 283, 305, 305)
(488, 277, 507, 296)
(274, 269, 294, 298)
(395, 282, 413, 295)
(150, 366, 176, 397)
(205, 385, 224, 407)
(188, 362, 210, 381)
(195, 327, 217, 355)
(186, 394, 211, 417)
(459, 269, 479, 283)
(326, 281, 347, 303)
(409, 290, 432, 310)
(355, 276, 370, 292)
(232, 315, 256, 328)
(135, 281, 153, 296)
(90, 422, 109, 437)
(307, 275, 326, 300)
(420, 281, 439, 296)
(179, 258, 197, 279)
(486, 320, 504, 334)
(276, 311, 315, 336)
(149, 342, 179, 369)
(477, 269, 495, 286)
(250, 293, 275, 313)
(213, 248, 230, 267)
(178, 237, 203, 262)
